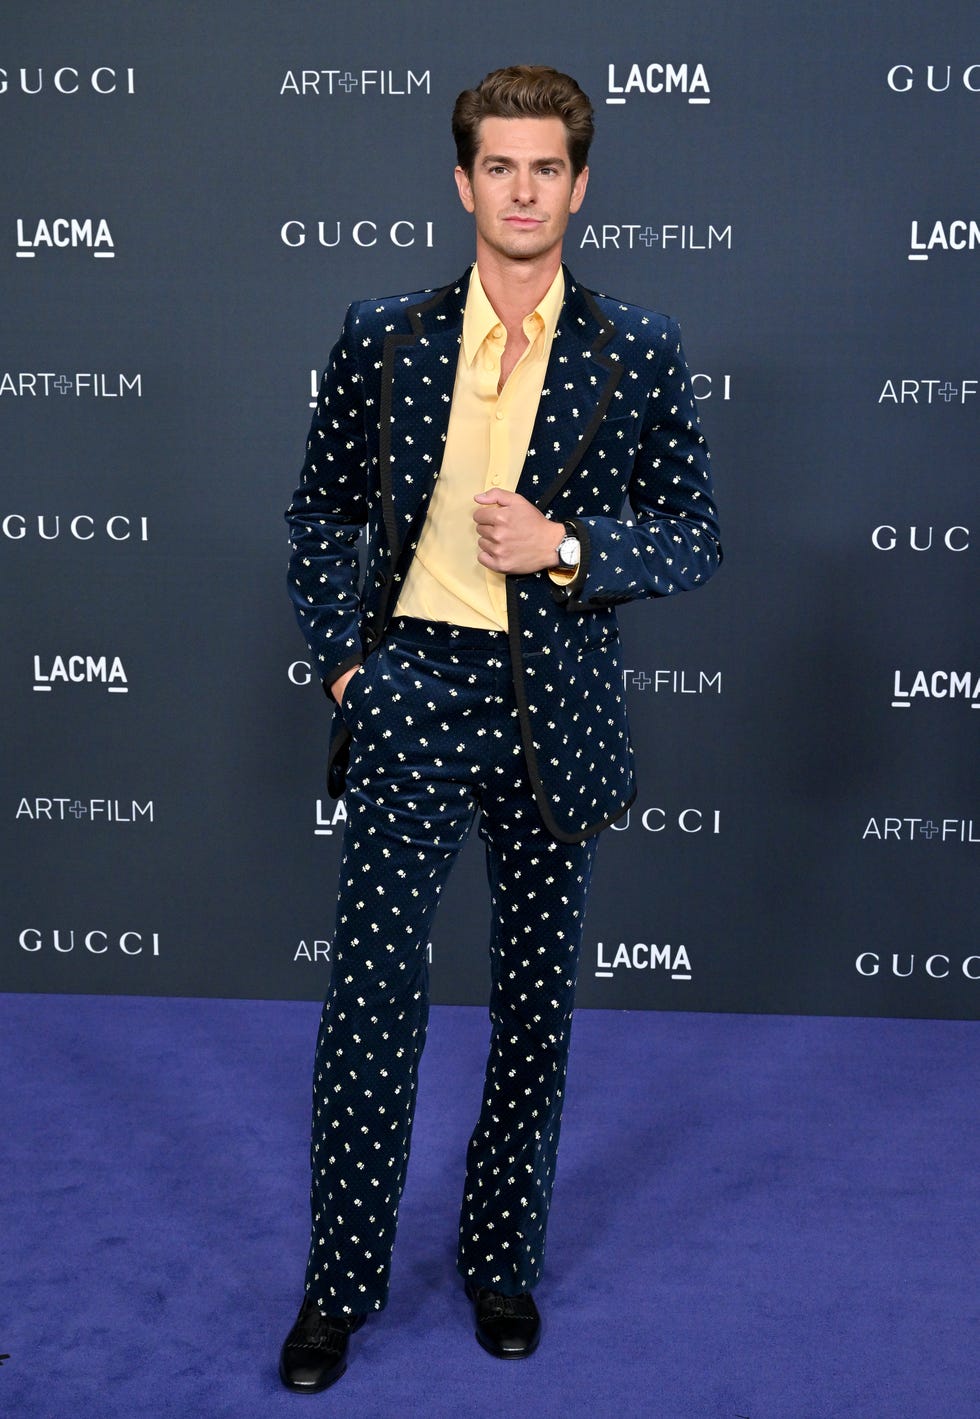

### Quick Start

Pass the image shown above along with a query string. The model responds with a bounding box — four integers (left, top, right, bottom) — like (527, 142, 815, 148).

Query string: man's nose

(510, 169, 535, 204)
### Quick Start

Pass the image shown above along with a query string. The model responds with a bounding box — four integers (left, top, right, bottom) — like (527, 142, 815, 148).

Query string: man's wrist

(547, 523, 581, 585)
(554, 523, 581, 570)
(550, 525, 564, 569)
(328, 661, 362, 705)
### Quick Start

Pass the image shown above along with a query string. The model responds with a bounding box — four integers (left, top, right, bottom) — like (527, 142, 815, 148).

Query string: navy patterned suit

(286, 264, 721, 1314)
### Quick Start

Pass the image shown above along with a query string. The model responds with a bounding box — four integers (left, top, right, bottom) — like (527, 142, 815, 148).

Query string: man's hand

(473, 490, 562, 574)
(331, 665, 360, 705)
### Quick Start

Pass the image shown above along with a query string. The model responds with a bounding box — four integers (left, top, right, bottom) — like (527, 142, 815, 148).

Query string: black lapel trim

(506, 275, 633, 839)
(535, 281, 624, 511)
(505, 577, 635, 844)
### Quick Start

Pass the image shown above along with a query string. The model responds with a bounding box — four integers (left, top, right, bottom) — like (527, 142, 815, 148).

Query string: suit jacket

(286, 264, 721, 843)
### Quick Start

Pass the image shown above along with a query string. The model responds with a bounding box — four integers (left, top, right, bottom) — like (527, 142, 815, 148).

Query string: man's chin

(489, 233, 558, 263)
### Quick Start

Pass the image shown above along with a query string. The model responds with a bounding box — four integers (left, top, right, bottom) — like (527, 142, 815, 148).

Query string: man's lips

(503, 215, 543, 226)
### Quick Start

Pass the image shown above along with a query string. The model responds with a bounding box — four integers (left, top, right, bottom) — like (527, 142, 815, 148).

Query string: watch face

(559, 536, 580, 568)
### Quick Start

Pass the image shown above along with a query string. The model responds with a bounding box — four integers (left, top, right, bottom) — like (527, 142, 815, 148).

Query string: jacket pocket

(338, 652, 379, 733)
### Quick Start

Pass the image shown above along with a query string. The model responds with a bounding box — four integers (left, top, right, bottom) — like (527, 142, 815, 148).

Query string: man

(281, 64, 721, 1392)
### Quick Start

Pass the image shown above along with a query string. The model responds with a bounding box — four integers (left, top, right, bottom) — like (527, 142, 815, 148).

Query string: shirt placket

(484, 324, 507, 491)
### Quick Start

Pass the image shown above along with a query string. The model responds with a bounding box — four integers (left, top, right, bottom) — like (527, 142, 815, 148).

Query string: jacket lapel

(378, 271, 469, 563)
(379, 265, 622, 560)
(517, 267, 623, 509)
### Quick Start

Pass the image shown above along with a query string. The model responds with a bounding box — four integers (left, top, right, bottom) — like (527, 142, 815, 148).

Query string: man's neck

(474, 246, 563, 336)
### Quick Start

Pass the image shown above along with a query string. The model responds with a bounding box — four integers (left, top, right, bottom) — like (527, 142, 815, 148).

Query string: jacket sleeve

(552, 318, 722, 612)
(285, 304, 370, 691)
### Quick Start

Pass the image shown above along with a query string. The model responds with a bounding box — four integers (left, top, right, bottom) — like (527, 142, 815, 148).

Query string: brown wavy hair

(452, 65, 594, 177)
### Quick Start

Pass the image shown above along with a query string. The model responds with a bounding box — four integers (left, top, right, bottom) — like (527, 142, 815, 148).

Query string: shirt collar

(462, 263, 565, 366)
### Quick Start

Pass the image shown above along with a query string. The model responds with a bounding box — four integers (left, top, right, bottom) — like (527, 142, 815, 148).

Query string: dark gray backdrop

(3, 2, 977, 1019)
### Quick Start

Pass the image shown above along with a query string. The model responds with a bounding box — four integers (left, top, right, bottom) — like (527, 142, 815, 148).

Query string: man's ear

(569, 165, 589, 214)
(455, 165, 476, 214)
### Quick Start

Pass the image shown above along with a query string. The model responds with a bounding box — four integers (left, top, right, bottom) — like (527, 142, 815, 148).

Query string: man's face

(454, 115, 589, 266)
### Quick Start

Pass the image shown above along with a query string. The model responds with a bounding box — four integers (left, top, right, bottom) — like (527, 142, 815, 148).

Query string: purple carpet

(2, 994, 977, 1418)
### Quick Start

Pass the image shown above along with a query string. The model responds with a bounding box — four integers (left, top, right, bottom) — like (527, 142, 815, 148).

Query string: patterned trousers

(305, 616, 599, 1315)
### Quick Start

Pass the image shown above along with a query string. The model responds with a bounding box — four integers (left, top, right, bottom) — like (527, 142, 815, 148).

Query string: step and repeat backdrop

(2, 3, 977, 1019)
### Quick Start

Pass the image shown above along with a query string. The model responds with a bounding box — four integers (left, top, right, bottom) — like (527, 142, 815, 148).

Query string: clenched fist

(473, 489, 562, 574)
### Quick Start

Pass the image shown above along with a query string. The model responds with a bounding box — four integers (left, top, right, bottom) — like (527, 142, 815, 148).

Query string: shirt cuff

(547, 564, 578, 585)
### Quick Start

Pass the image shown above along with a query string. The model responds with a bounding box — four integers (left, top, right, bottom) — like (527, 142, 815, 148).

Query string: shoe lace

(298, 1301, 358, 1346)
(318, 1316, 353, 1342)
(481, 1291, 536, 1320)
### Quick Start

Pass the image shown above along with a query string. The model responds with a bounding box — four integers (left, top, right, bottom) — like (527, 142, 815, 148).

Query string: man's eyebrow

(479, 153, 568, 167)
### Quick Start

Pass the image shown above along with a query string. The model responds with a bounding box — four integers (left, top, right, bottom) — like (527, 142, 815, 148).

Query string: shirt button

(494, 411, 504, 421)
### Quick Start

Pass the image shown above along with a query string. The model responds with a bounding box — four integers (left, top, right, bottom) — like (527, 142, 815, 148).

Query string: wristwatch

(555, 524, 581, 570)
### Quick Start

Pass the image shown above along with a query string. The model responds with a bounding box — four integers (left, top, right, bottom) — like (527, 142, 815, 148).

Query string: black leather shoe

(464, 1279, 541, 1358)
(278, 1296, 366, 1393)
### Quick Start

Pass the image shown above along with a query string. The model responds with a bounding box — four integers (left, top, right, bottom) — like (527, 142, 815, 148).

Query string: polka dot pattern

(304, 618, 598, 1315)
(285, 266, 722, 842)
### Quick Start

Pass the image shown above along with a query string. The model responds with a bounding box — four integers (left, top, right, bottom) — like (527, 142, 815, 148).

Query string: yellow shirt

(396, 264, 564, 630)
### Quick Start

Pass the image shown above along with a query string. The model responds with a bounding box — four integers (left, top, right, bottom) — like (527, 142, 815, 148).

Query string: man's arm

(470, 320, 721, 605)
(552, 318, 722, 611)
(285, 304, 370, 698)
